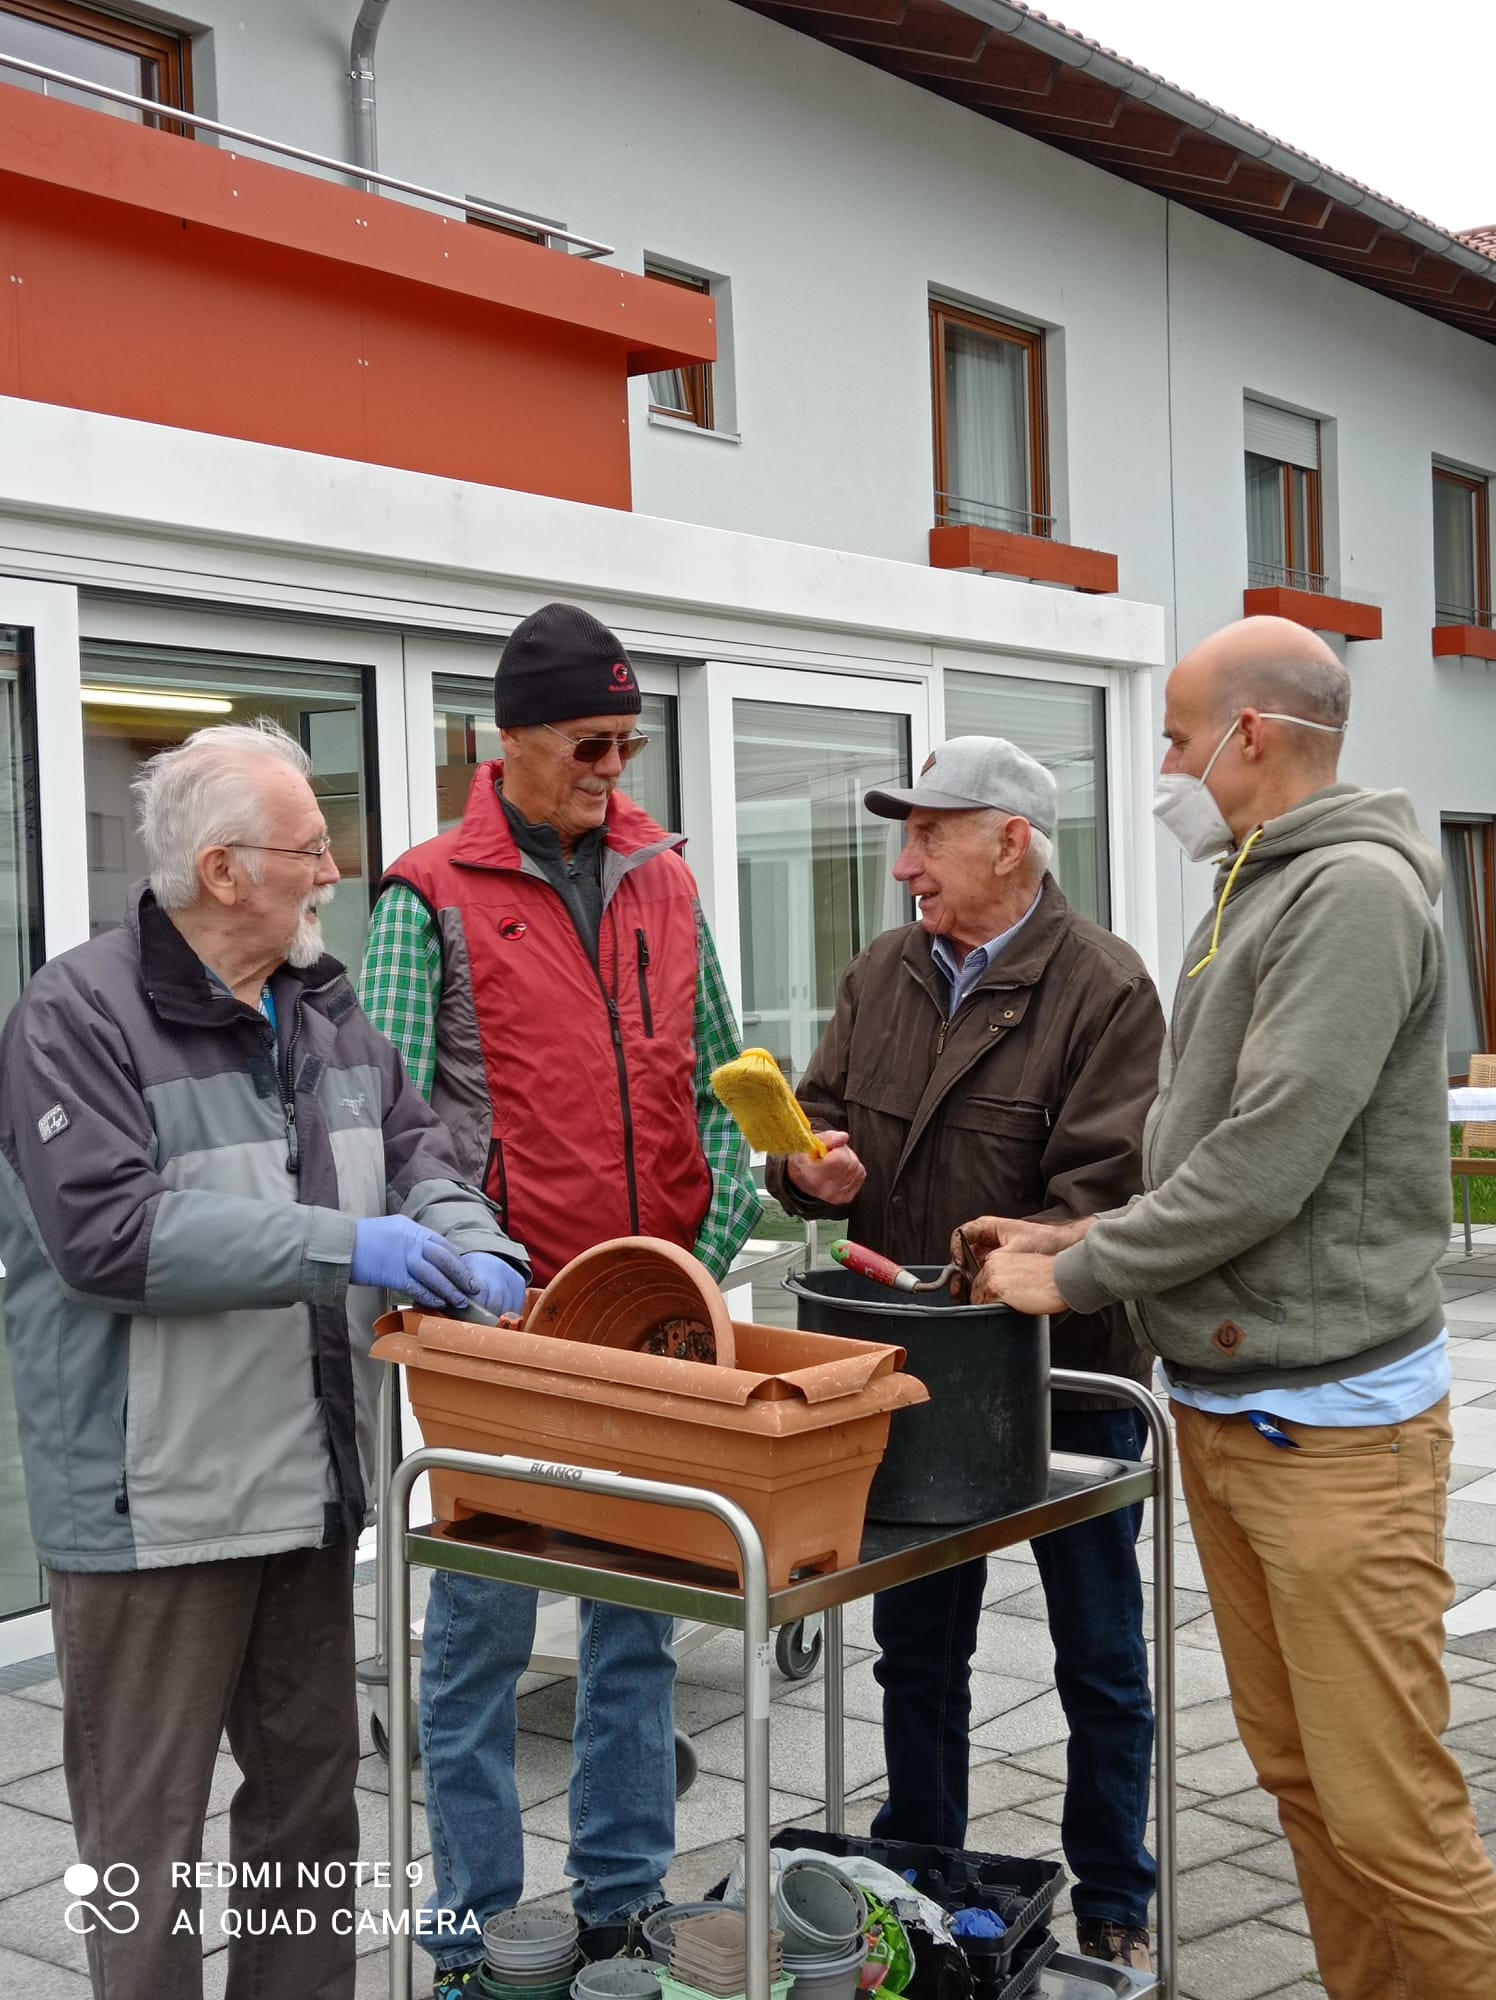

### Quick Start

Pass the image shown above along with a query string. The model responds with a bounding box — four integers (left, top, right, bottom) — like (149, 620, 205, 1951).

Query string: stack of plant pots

(772, 1861, 869, 2000)
(479, 1909, 581, 2000)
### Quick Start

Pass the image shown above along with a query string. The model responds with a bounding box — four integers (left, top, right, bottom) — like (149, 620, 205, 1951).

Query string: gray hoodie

(1056, 785, 1449, 1390)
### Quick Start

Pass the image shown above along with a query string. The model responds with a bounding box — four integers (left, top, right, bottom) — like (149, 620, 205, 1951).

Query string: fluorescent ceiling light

(82, 686, 233, 715)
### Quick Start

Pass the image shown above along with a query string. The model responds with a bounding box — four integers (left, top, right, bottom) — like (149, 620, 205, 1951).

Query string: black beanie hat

(495, 603, 642, 729)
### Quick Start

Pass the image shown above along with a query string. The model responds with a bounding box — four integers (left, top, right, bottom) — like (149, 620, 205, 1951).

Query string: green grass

(1452, 1133, 1496, 1226)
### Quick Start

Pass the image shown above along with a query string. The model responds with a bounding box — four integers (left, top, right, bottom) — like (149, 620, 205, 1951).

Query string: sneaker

(432, 1964, 484, 2000)
(1075, 1919, 1152, 1972)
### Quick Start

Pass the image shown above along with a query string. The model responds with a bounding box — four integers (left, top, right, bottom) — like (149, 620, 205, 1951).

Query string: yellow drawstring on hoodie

(1187, 826, 1265, 978)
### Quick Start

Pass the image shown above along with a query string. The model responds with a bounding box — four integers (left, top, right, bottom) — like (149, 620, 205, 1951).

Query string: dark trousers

(871, 1408, 1155, 1929)
(50, 1540, 360, 2000)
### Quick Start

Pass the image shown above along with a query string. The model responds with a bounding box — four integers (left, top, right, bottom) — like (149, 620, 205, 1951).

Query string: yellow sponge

(710, 1048, 828, 1159)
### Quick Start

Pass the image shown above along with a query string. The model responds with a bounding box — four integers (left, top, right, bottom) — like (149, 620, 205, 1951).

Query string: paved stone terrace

(3, 1225, 1496, 1998)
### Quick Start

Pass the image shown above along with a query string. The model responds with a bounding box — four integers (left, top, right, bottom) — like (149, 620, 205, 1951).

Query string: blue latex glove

(461, 1253, 528, 1319)
(350, 1216, 479, 1311)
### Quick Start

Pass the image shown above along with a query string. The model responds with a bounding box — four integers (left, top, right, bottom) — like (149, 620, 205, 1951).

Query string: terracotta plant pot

(372, 1259, 929, 1588)
(526, 1237, 736, 1370)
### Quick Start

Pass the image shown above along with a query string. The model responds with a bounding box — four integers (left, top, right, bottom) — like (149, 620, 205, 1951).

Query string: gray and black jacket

(0, 883, 525, 1573)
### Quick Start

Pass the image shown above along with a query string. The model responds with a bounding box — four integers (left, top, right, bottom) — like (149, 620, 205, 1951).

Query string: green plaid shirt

(359, 882, 759, 1281)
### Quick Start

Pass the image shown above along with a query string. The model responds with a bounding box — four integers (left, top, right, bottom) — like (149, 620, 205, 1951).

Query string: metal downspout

(349, 0, 394, 189)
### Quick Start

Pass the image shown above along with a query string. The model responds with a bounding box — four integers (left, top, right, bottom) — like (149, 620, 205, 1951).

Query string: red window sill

(1241, 586, 1382, 642)
(929, 525, 1118, 594)
(1432, 624, 1496, 662)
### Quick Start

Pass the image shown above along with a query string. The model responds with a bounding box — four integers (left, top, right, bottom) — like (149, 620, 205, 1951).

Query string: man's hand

(786, 1130, 866, 1207)
(970, 1248, 1069, 1316)
(461, 1253, 528, 1319)
(350, 1215, 479, 1311)
(956, 1214, 1093, 1263)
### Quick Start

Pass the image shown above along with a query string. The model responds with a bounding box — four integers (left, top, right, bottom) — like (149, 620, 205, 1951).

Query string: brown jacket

(766, 880, 1165, 1406)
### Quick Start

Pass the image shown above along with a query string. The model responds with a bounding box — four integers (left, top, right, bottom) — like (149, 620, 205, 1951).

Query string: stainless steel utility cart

(383, 1369, 1177, 2000)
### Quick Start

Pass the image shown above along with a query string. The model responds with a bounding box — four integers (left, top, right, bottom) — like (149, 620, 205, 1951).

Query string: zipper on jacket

(935, 1019, 949, 1057)
(275, 1003, 302, 1175)
(604, 990, 641, 1232)
(635, 929, 655, 1038)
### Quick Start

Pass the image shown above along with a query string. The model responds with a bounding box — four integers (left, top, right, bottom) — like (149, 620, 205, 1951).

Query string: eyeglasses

(538, 722, 650, 765)
(236, 837, 334, 862)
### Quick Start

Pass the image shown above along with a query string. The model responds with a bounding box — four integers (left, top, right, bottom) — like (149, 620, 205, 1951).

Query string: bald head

(1161, 617, 1349, 844)
(1177, 617, 1349, 735)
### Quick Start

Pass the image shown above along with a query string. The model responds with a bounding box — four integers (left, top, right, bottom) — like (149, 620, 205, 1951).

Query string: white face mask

(1153, 712, 1345, 863)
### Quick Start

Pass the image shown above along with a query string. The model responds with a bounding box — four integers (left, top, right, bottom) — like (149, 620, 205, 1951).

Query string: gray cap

(864, 735, 1058, 836)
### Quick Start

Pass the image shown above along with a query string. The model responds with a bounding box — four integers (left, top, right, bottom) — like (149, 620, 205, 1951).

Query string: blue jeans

(419, 1571, 677, 1969)
(871, 1408, 1155, 1930)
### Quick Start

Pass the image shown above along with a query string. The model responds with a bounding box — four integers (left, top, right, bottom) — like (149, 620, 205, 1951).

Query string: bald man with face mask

(962, 616, 1496, 1998)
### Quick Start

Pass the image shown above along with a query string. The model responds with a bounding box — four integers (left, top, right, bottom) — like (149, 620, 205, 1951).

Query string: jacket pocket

(635, 929, 655, 1039)
(114, 1392, 129, 1517)
(1220, 1259, 1288, 1325)
(943, 1095, 1051, 1142)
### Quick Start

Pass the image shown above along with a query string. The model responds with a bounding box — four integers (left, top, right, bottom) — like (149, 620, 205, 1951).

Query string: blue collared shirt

(929, 892, 1042, 1018)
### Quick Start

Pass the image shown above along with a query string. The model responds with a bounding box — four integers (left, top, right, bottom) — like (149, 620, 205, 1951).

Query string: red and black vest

(385, 763, 711, 1285)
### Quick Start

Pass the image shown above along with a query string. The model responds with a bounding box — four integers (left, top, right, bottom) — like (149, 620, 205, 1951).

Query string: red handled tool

(830, 1232, 977, 1298)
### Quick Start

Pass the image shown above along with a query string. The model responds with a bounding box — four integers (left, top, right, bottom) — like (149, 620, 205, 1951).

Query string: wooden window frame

(1433, 465, 1492, 626)
(644, 264, 714, 431)
(930, 299, 1049, 539)
(1245, 450, 1324, 589)
(0, 0, 191, 110)
(1445, 815, 1496, 1070)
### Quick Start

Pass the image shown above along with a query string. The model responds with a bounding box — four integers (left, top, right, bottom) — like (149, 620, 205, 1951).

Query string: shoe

(432, 1964, 484, 2000)
(1075, 1919, 1152, 1972)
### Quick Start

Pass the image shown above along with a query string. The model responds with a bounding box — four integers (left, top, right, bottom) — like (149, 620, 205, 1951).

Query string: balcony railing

(935, 491, 1055, 540)
(1436, 602, 1496, 629)
(1247, 561, 1332, 594)
(0, 51, 612, 256)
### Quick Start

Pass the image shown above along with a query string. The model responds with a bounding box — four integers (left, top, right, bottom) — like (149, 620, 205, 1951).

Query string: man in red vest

(361, 602, 758, 2000)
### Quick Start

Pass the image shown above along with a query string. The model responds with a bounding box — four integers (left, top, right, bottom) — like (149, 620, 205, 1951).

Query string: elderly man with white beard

(0, 720, 528, 2000)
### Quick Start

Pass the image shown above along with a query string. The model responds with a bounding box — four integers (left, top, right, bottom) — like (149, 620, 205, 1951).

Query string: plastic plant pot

(571, 1961, 663, 2000)
(528, 1237, 736, 1368)
(782, 1939, 870, 2000)
(772, 1861, 865, 1958)
(641, 1903, 741, 1967)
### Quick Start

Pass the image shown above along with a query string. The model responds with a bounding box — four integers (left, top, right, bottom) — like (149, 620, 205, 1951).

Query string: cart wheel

(775, 1620, 823, 1681)
(370, 1703, 421, 1766)
(674, 1728, 698, 1799)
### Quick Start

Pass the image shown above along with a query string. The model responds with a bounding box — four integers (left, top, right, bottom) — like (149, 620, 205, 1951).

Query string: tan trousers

(1175, 1396, 1496, 2000)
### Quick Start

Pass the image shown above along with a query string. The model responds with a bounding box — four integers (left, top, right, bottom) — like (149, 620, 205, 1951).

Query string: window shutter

(1244, 400, 1320, 469)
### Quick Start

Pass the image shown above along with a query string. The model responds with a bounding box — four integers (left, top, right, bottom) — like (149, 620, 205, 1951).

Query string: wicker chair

(1453, 1053, 1496, 1256)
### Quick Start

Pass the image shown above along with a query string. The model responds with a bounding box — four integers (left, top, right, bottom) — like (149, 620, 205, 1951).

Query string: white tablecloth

(1450, 1087, 1496, 1123)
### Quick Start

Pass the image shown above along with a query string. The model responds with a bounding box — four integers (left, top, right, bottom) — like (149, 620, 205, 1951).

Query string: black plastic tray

(989, 1929, 1057, 2000)
(771, 1828, 1064, 1983)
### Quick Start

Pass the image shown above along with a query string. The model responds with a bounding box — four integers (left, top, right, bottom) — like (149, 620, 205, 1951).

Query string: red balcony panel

(0, 83, 715, 508)
(1432, 624, 1496, 663)
(929, 524, 1118, 593)
(1242, 586, 1383, 642)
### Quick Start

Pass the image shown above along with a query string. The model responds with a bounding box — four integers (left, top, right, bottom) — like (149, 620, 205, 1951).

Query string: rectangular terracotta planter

(372, 1309, 929, 1588)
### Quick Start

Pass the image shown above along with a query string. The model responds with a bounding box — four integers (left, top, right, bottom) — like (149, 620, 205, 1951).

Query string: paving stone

(1444, 1540, 1496, 1591)
(0, 1876, 91, 1975)
(969, 1688, 1070, 1754)
(1233, 1837, 1302, 1886)
(518, 1675, 744, 1742)
(1176, 1914, 1319, 1998)
(689, 1703, 886, 1795)
(1170, 1808, 1275, 1872)
(1199, 1786, 1282, 1834)
(1258, 1900, 1312, 1937)
(779, 1654, 1046, 1729)
(1177, 1860, 1299, 1940)
(1176, 1738, 1261, 1797)
(0, 1944, 91, 1996)
(1446, 1626, 1496, 1665)
(1175, 1696, 1246, 1754)
(0, 1695, 66, 1787)
(962, 1807, 1063, 1860)
(973, 1611, 1058, 1683)
(9, 1676, 63, 1710)
(0, 1799, 79, 1896)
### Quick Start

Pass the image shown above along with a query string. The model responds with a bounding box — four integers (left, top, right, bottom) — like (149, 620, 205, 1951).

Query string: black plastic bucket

(786, 1267, 1049, 1525)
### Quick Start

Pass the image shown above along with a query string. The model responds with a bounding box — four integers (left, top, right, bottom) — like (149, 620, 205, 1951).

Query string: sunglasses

(539, 722, 650, 765)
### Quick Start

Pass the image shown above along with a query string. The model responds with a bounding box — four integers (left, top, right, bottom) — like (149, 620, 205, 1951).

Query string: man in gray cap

(766, 736, 1165, 1971)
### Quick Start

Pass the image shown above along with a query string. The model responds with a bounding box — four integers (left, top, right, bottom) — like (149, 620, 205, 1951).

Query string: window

(0, 1, 190, 116)
(1433, 467, 1492, 628)
(1444, 818, 1496, 1077)
(931, 301, 1048, 538)
(944, 670, 1110, 927)
(81, 646, 376, 972)
(0, 627, 45, 1621)
(432, 679, 680, 837)
(1244, 399, 1324, 590)
(645, 265, 715, 430)
(466, 199, 569, 249)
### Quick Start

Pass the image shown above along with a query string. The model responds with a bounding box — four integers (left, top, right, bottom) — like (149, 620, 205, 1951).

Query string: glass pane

(944, 670, 1110, 926)
(1245, 453, 1286, 579)
(81, 645, 374, 973)
(1288, 467, 1314, 577)
(432, 677, 679, 836)
(1442, 821, 1492, 1076)
(1434, 476, 1480, 623)
(943, 326, 1030, 530)
(0, 626, 45, 1619)
(0, 13, 156, 117)
(734, 699, 909, 1089)
(648, 370, 690, 414)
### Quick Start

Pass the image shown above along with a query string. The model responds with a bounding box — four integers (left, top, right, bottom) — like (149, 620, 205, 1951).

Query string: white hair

(1025, 826, 1054, 881)
(132, 719, 312, 910)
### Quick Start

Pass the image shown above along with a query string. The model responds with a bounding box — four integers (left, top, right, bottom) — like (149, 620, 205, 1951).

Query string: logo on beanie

(497, 918, 529, 942)
(611, 661, 635, 690)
